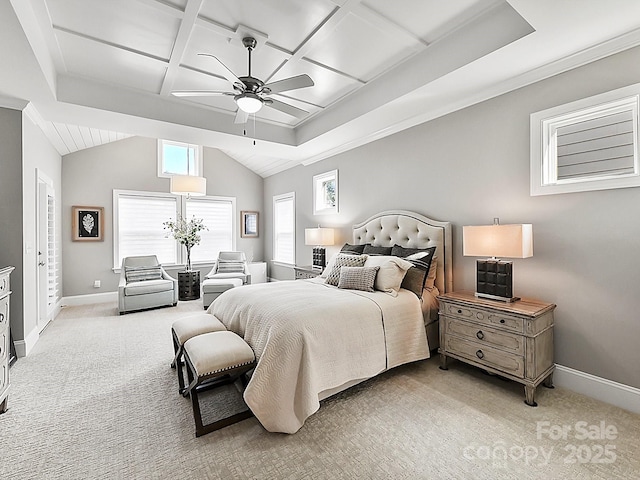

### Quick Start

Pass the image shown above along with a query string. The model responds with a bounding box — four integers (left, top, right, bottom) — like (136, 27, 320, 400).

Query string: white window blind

(273, 192, 295, 265)
(186, 197, 234, 263)
(556, 110, 635, 180)
(115, 193, 178, 267)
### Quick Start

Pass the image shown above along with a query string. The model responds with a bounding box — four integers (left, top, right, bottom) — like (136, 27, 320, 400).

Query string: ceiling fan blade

(263, 74, 314, 94)
(171, 90, 234, 97)
(234, 108, 250, 124)
(266, 98, 309, 119)
(197, 53, 244, 89)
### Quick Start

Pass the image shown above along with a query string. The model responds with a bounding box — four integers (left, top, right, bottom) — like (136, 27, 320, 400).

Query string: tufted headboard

(352, 210, 452, 294)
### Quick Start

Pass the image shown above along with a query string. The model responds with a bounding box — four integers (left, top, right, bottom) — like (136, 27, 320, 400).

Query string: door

(36, 176, 56, 332)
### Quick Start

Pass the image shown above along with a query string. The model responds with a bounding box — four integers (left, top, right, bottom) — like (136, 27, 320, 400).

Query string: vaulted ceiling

(3, 0, 640, 177)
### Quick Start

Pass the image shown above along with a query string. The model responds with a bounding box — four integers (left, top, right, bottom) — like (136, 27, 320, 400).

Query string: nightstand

(438, 291, 555, 406)
(293, 265, 322, 280)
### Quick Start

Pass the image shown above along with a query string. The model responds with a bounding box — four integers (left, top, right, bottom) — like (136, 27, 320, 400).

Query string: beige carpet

(1, 300, 639, 479)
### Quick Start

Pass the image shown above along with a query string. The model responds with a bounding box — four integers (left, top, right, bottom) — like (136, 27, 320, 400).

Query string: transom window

(113, 190, 235, 269)
(531, 83, 640, 196)
(158, 140, 202, 178)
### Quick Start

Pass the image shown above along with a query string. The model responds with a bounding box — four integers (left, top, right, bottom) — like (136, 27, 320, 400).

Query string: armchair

(118, 255, 178, 314)
(202, 252, 251, 309)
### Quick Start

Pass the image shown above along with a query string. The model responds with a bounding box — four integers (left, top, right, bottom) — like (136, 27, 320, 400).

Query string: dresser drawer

(443, 335, 525, 377)
(442, 302, 523, 333)
(445, 317, 524, 355)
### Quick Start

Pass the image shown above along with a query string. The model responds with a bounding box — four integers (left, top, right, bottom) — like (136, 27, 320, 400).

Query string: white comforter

(208, 278, 429, 433)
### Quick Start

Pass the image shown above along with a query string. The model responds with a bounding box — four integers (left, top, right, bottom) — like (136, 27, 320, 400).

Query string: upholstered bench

(183, 331, 256, 437)
(202, 278, 243, 309)
(171, 313, 226, 394)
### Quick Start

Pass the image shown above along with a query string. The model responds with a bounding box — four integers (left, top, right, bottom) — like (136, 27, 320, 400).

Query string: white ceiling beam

(160, 0, 205, 96)
(135, 0, 185, 18)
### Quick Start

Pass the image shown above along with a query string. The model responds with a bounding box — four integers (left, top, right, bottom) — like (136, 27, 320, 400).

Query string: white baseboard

(62, 291, 118, 306)
(14, 326, 40, 358)
(554, 364, 640, 415)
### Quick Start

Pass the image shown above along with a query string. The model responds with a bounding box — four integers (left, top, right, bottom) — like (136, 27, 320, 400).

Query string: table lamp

(305, 227, 335, 270)
(463, 219, 533, 302)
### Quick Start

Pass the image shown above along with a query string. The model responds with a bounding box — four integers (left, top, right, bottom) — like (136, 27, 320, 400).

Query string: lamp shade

(305, 227, 335, 246)
(463, 224, 533, 258)
(170, 175, 206, 196)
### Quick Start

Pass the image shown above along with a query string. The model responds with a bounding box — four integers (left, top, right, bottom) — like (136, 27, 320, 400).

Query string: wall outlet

(93, 280, 101, 288)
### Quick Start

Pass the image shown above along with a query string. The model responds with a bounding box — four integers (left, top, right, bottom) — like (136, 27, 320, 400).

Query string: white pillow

(364, 255, 413, 297)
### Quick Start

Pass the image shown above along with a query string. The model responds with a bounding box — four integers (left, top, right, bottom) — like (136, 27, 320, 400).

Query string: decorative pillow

(340, 243, 365, 255)
(216, 261, 245, 273)
(425, 256, 438, 289)
(362, 244, 392, 256)
(395, 246, 437, 298)
(337, 266, 379, 292)
(363, 255, 412, 297)
(125, 265, 163, 283)
(324, 253, 368, 286)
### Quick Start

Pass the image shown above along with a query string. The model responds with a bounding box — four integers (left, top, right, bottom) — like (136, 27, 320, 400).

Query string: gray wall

(62, 136, 263, 296)
(0, 107, 24, 338)
(264, 45, 640, 389)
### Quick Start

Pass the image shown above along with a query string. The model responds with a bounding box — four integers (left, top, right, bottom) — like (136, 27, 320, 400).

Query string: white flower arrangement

(163, 215, 207, 271)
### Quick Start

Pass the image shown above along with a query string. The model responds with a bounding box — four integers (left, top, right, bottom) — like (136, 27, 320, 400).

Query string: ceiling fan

(172, 37, 314, 124)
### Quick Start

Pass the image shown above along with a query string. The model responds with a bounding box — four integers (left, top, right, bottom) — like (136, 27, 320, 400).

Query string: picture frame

(241, 211, 259, 238)
(72, 206, 104, 241)
(313, 169, 338, 215)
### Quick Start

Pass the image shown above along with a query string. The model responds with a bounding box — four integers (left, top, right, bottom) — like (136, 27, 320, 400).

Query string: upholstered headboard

(352, 210, 453, 294)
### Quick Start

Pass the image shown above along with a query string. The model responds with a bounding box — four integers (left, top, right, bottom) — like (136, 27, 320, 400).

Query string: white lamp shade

(236, 93, 263, 114)
(170, 175, 207, 196)
(305, 227, 335, 246)
(463, 224, 533, 258)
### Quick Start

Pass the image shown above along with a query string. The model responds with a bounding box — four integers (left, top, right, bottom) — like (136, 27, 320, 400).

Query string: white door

(36, 178, 55, 332)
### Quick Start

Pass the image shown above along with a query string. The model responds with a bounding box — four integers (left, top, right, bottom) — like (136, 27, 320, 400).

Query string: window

(531, 83, 640, 196)
(186, 196, 235, 263)
(113, 190, 235, 269)
(273, 192, 295, 265)
(157, 140, 202, 178)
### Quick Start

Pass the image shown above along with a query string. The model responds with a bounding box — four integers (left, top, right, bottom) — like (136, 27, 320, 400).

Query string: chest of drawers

(438, 291, 555, 406)
(293, 265, 321, 280)
(0, 266, 14, 414)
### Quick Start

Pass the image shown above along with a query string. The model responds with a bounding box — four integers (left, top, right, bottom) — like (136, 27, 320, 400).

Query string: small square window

(531, 84, 640, 196)
(158, 140, 202, 178)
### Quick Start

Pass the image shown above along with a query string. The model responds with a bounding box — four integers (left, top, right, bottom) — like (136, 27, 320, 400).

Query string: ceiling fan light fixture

(236, 92, 263, 113)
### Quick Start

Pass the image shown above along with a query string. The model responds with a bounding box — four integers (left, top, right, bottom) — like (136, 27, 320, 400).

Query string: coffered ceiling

(4, 0, 640, 176)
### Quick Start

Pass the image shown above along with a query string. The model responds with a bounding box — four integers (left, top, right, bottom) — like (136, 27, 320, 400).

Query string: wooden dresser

(0, 266, 15, 414)
(438, 291, 555, 406)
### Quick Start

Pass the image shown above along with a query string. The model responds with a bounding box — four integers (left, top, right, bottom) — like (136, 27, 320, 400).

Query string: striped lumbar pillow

(125, 266, 163, 282)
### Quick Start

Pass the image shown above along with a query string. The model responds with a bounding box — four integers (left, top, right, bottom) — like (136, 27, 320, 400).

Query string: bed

(208, 210, 452, 433)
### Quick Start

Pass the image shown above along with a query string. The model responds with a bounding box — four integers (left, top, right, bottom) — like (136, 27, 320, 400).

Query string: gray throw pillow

(324, 253, 368, 286)
(337, 266, 379, 292)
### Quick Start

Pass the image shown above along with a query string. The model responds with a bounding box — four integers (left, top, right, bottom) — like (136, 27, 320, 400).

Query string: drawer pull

(0, 313, 3, 322)
(476, 330, 484, 340)
(500, 319, 506, 324)
(457, 309, 462, 314)
(476, 350, 484, 359)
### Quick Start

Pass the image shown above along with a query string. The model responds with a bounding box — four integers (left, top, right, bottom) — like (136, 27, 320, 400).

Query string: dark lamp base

(475, 292, 520, 303)
(475, 259, 519, 302)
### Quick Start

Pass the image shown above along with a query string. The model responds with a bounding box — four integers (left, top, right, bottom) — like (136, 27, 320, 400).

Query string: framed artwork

(241, 211, 259, 238)
(313, 169, 338, 215)
(72, 206, 104, 241)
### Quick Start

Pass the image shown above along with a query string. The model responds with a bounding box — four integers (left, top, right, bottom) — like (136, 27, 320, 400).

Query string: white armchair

(202, 252, 251, 309)
(205, 251, 251, 284)
(118, 255, 178, 314)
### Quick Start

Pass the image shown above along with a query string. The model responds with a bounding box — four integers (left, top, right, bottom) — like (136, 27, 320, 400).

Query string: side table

(178, 271, 200, 301)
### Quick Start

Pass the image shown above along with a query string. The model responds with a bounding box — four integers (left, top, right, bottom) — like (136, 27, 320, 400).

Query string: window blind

(274, 193, 295, 264)
(556, 110, 635, 180)
(186, 197, 233, 263)
(117, 194, 178, 266)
